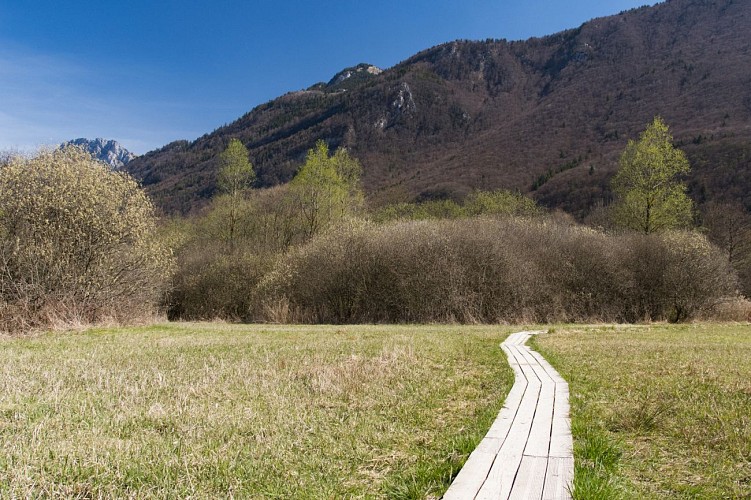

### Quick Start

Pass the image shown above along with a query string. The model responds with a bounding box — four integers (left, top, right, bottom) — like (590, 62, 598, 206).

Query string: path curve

(443, 331, 574, 499)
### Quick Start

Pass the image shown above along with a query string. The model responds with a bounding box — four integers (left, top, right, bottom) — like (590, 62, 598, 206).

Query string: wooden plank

(475, 447, 524, 500)
(523, 383, 555, 457)
(529, 350, 567, 384)
(549, 385, 573, 458)
(504, 331, 531, 346)
(513, 343, 556, 458)
(486, 376, 526, 440)
(543, 457, 574, 500)
(443, 337, 532, 498)
(516, 342, 557, 384)
(508, 455, 548, 500)
(442, 447, 498, 499)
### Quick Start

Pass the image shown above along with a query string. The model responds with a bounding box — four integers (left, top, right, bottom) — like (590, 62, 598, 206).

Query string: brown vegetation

(257, 218, 736, 324)
(164, 141, 740, 324)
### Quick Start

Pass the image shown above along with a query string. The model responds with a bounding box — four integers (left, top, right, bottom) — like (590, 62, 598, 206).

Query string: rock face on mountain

(125, 0, 751, 216)
(64, 138, 136, 169)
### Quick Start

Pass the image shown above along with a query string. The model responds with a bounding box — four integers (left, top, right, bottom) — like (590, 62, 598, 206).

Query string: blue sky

(1, 1, 655, 154)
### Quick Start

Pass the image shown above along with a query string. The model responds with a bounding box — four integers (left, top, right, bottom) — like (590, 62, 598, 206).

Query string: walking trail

(443, 331, 574, 499)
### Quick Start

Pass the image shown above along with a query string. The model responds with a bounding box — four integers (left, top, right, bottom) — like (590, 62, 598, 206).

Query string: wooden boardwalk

(443, 331, 574, 500)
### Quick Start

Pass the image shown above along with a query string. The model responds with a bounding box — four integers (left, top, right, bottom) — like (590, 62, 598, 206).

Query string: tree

(217, 138, 255, 197)
(215, 138, 255, 250)
(286, 141, 363, 239)
(0, 146, 173, 332)
(611, 117, 693, 233)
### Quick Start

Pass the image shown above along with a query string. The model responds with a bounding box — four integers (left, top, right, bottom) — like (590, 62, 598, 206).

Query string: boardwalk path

(443, 331, 574, 499)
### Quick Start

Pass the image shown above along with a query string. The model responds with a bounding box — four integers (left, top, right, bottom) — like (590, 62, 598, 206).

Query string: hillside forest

(125, 0, 751, 222)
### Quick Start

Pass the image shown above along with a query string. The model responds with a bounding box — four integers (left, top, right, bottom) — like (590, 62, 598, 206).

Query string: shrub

(372, 189, 542, 223)
(258, 217, 737, 324)
(659, 231, 738, 321)
(463, 190, 544, 217)
(0, 147, 174, 333)
(167, 243, 270, 321)
(372, 199, 465, 222)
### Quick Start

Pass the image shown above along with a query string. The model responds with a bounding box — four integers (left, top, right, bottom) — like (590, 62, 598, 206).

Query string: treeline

(1, 124, 749, 333)
(165, 135, 744, 325)
(259, 219, 736, 324)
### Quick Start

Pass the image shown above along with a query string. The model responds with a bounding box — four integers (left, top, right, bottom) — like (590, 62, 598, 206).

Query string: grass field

(0, 323, 513, 498)
(533, 324, 751, 499)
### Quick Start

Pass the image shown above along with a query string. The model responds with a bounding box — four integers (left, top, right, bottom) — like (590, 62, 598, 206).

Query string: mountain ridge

(125, 0, 751, 216)
(63, 138, 137, 169)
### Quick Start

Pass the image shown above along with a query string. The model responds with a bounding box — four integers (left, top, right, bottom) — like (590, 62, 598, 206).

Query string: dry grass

(0, 323, 513, 498)
(533, 324, 751, 499)
(699, 297, 751, 322)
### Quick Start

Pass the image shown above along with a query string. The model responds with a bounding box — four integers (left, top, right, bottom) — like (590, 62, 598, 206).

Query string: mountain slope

(125, 0, 751, 216)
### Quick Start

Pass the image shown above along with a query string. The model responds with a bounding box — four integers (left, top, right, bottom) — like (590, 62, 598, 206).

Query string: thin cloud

(0, 45, 209, 154)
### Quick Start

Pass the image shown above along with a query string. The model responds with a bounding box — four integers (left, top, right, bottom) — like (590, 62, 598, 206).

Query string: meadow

(3, 323, 750, 498)
(0, 323, 512, 498)
(533, 324, 751, 499)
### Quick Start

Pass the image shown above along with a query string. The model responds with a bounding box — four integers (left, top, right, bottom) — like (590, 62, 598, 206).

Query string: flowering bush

(0, 147, 174, 333)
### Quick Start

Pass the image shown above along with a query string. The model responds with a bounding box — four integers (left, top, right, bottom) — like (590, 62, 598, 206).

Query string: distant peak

(62, 138, 137, 169)
(326, 63, 383, 90)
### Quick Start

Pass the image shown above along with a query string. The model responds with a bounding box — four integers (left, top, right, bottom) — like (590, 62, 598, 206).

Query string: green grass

(0, 323, 513, 498)
(532, 324, 751, 499)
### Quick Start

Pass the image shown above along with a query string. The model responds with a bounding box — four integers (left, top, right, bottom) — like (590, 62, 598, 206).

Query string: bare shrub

(0, 147, 173, 333)
(258, 217, 738, 324)
(165, 186, 294, 321)
(616, 231, 738, 322)
(167, 243, 270, 321)
(523, 221, 629, 322)
(616, 233, 672, 321)
(698, 297, 751, 322)
(702, 201, 751, 296)
(660, 231, 739, 321)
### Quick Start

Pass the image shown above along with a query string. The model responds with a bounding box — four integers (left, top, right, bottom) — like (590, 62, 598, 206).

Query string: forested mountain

(125, 0, 751, 217)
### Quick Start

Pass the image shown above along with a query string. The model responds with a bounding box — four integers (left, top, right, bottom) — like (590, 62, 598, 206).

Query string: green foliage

(165, 189, 279, 321)
(531, 157, 582, 191)
(374, 199, 464, 222)
(373, 189, 542, 223)
(286, 141, 363, 238)
(217, 138, 255, 197)
(202, 194, 257, 250)
(167, 140, 365, 321)
(215, 139, 255, 251)
(463, 189, 544, 217)
(0, 147, 174, 332)
(611, 117, 694, 233)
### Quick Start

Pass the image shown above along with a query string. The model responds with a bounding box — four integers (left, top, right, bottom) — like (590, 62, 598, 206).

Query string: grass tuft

(607, 393, 672, 433)
(576, 424, 622, 472)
